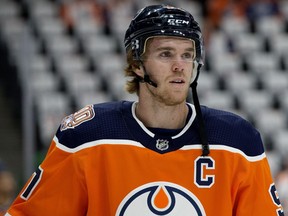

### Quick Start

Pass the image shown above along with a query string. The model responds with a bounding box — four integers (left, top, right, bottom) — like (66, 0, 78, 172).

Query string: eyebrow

(154, 46, 195, 52)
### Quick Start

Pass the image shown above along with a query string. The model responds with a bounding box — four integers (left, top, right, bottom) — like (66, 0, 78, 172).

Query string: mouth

(169, 79, 185, 84)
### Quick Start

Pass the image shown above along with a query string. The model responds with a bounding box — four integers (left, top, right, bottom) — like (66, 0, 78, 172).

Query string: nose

(172, 60, 184, 72)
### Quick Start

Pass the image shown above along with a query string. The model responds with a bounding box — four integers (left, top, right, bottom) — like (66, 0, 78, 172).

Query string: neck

(135, 101, 189, 129)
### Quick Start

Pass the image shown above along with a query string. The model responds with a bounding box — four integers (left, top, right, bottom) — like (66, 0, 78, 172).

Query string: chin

(163, 95, 188, 106)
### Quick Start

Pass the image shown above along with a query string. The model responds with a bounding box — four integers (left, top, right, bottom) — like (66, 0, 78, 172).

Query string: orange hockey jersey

(6, 101, 284, 215)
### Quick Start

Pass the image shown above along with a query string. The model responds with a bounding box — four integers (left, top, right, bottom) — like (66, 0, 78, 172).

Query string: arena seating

(0, 0, 287, 179)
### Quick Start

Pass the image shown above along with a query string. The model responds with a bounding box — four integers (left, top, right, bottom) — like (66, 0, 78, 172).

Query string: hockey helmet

(124, 4, 204, 65)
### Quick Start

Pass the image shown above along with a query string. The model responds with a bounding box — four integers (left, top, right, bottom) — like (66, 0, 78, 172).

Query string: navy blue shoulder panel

(54, 102, 265, 156)
(55, 101, 134, 148)
(201, 106, 264, 156)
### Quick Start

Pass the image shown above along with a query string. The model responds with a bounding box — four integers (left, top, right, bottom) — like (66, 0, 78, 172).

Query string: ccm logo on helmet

(167, 19, 189, 25)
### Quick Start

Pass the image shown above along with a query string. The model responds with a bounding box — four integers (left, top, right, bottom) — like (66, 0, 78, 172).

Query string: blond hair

(124, 48, 142, 95)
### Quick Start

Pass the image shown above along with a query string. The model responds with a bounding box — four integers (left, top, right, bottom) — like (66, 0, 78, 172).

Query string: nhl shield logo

(156, 139, 169, 151)
(116, 181, 206, 215)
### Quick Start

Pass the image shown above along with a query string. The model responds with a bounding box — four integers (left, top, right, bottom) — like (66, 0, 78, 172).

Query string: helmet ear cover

(124, 5, 205, 65)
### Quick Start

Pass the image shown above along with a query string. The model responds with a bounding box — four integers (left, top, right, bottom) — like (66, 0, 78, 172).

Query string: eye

(159, 51, 172, 58)
(182, 52, 194, 61)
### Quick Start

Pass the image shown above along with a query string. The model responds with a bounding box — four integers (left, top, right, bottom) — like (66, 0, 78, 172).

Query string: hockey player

(5, 4, 284, 216)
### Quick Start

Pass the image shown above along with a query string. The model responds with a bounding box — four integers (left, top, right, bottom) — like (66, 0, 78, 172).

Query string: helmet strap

(142, 61, 158, 87)
(190, 64, 210, 156)
(135, 51, 158, 88)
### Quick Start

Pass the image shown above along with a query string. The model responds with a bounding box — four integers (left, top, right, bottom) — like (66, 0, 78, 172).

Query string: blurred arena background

(0, 0, 287, 212)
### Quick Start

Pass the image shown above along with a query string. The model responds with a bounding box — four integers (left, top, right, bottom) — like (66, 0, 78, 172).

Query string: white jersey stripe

(181, 144, 266, 162)
(54, 136, 266, 162)
(54, 136, 145, 153)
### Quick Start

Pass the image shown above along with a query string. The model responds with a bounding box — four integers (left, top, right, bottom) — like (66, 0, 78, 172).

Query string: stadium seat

(256, 16, 285, 36)
(270, 33, 288, 55)
(221, 15, 249, 36)
(109, 0, 135, 41)
(106, 72, 128, 100)
(83, 34, 117, 59)
(29, 0, 58, 19)
(271, 129, 288, 157)
(200, 90, 235, 111)
(236, 89, 273, 116)
(278, 90, 288, 110)
(0, 17, 37, 61)
(280, 0, 288, 19)
(197, 71, 219, 95)
(73, 16, 103, 42)
(207, 31, 230, 55)
(209, 52, 242, 75)
(31, 70, 59, 94)
(0, 0, 20, 19)
(45, 34, 78, 59)
(233, 32, 265, 55)
(33, 16, 67, 41)
(74, 90, 112, 109)
(253, 108, 287, 137)
(95, 53, 124, 80)
(54, 53, 89, 77)
(245, 52, 280, 73)
(29, 53, 52, 72)
(64, 71, 102, 98)
(260, 70, 288, 94)
(34, 91, 71, 145)
(224, 70, 258, 94)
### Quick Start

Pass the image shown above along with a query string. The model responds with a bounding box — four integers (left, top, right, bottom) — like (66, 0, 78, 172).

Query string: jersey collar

(131, 102, 196, 139)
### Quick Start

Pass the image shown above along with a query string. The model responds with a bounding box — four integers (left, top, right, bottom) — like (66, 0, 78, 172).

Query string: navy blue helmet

(124, 5, 204, 65)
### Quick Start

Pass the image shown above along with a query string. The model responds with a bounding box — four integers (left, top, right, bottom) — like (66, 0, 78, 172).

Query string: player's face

(139, 36, 195, 105)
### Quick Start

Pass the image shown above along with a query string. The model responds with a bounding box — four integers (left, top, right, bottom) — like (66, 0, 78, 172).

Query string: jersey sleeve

(5, 104, 108, 216)
(232, 145, 284, 215)
(205, 108, 284, 215)
(5, 137, 88, 216)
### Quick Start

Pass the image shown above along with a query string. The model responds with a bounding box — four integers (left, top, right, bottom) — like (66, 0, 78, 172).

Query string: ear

(133, 64, 144, 77)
